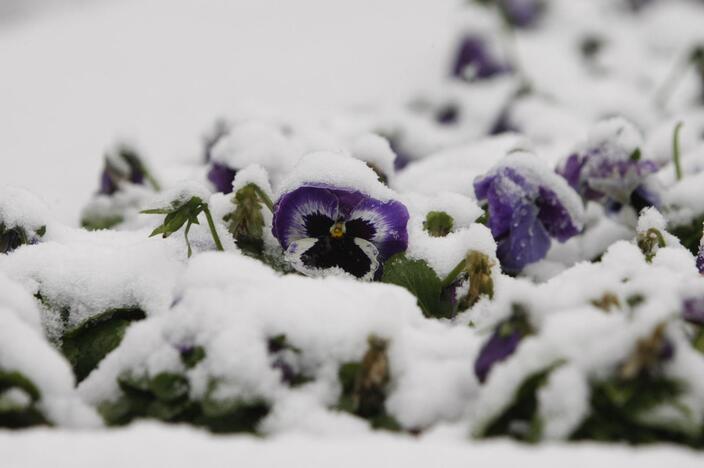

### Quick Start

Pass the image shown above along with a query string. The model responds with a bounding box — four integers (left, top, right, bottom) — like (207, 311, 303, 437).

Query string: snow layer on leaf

(0, 309, 101, 428)
(0, 228, 185, 330)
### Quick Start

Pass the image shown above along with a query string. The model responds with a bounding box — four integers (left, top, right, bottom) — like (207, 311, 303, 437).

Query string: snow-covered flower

(99, 145, 155, 195)
(451, 35, 510, 82)
(557, 118, 661, 214)
(474, 153, 583, 272)
(698, 242, 704, 274)
(272, 184, 409, 280)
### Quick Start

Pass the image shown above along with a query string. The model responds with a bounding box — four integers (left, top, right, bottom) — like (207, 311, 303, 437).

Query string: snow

(276, 151, 398, 202)
(3, 422, 704, 468)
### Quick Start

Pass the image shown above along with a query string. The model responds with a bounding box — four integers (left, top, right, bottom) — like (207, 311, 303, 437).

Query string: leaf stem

(673, 121, 684, 181)
(441, 258, 466, 289)
(202, 205, 224, 251)
(252, 185, 274, 212)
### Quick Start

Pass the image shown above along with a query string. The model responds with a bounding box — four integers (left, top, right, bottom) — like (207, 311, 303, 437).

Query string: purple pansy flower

(474, 154, 583, 272)
(499, 0, 544, 28)
(272, 184, 409, 280)
(559, 152, 660, 213)
(557, 118, 661, 214)
(99, 147, 147, 195)
(474, 307, 533, 383)
(683, 297, 704, 325)
(207, 162, 238, 194)
(451, 35, 510, 82)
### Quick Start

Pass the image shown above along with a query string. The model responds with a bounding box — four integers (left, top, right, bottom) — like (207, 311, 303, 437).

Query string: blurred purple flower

(474, 163, 582, 272)
(207, 162, 238, 194)
(697, 243, 704, 275)
(558, 150, 660, 213)
(272, 184, 409, 280)
(99, 147, 147, 195)
(474, 308, 533, 383)
(500, 0, 544, 28)
(451, 35, 510, 82)
(684, 297, 704, 325)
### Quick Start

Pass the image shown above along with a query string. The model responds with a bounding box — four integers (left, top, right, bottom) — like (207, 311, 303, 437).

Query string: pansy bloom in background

(207, 121, 295, 194)
(698, 241, 704, 274)
(474, 152, 584, 272)
(451, 34, 510, 82)
(99, 144, 157, 195)
(207, 162, 238, 194)
(474, 304, 533, 383)
(272, 184, 409, 280)
(557, 117, 661, 214)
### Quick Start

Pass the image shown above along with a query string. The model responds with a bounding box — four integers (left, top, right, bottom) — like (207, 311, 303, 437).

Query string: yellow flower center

(330, 221, 346, 239)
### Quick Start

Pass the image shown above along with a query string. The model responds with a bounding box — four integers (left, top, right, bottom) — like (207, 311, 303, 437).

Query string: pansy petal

(207, 162, 237, 194)
(272, 186, 339, 249)
(348, 197, 409, 261)
(497, 202, 550, 272)
(476, 168, 534, 240)
(536, 186, 581, 242)
(474, 329, 523, 383)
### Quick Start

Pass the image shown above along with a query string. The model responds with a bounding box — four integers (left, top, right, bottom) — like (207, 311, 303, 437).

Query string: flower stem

(441, 258, 467, 289)
(673, 121, 684, 181)
(252, 185, 274, 212)
(202, 205, 224, 251)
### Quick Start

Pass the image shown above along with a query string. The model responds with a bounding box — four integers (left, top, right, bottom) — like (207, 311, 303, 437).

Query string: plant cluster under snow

(3, 0, 704, 451)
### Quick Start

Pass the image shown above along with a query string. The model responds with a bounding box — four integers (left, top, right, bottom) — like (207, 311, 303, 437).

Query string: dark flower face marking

(272, 184, 409, 280)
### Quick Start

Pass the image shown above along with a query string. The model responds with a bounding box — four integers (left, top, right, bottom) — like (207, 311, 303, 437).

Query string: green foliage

(142, 196, 223, 256)
(381, 254, 455, 319)
(0, 370, 48, 428)
(225, 184, 267, 256)
(0, 224, 28, 254)
(0, 223, 43, 254)
(267, 334, 312, 387)
(637, 228, 666, 262)
(336, 337, 401, 431)
(572, 375, 701, 446)
(81, 214, 124, 231)
(100, 372, 269, 434)
(458, 251, 495, 309)
(180, 345, 206, 369)
(478, 367, 554, 442)
(670, 215, 704, 256)
(61, 308, 146, 382)
(423, 211, 454, 237)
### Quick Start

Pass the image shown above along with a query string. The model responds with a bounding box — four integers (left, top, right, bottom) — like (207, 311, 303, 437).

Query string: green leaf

(381, 254, 455, 319)
(61, 308, 146, 382)
(0, 370, 48, 428)
(478, 366, 555, 441)
(199, 384, 269, 434)
(572, 375, 696, 445)
(180, 346, 206, 369)
(670, 215, 704, 255)
(140, 208, 173, 215)
(149, 373, 190, 403)
(81, 215, 124, 231)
